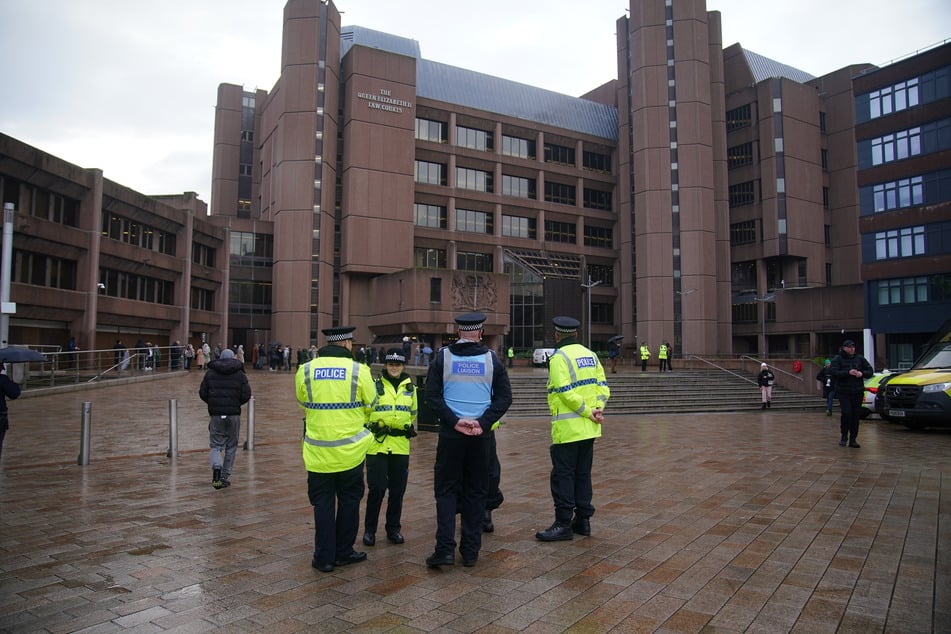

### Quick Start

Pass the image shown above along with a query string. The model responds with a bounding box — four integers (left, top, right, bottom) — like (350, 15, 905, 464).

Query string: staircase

(503, 368, 824, 417)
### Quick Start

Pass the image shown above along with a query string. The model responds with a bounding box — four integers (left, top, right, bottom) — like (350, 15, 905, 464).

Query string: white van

(532, 348, 555, 367)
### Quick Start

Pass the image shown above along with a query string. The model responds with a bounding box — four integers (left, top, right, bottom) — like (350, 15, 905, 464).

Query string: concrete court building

(211, 0, 900, 360)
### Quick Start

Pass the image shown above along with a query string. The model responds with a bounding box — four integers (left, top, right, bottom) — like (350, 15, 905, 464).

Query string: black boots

(535, 523, 573, 541)
(482, 509, 494, 533)
(571, 517, 591, 536)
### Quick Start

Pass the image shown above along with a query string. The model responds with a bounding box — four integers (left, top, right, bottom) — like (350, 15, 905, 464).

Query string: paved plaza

(1, 370, 949, 633)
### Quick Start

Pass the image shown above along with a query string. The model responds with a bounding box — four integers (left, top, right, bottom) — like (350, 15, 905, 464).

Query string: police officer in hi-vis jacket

(424, 312, 512, 568)
(536, 316, 611, 542)
(298, 326, 377, 573)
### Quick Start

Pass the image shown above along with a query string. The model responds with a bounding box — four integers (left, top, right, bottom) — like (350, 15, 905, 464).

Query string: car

(532, 348, 555, 367)
(876, 320, 951, 429)
(861, 370, 892, 419)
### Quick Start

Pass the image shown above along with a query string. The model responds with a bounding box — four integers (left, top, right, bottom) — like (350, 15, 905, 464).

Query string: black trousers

(839, 392, 863, 442)
(433, 434, 489, 560)
(486, 431, 503, 511)
(307, 464, 364, 566)
(364, 452, 409, 535)
(549, 438, 595, 524)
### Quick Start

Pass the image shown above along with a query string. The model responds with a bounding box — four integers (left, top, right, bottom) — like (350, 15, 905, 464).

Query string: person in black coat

(0, 363, 22, 459)
(815, 358, 835, 415)
(756, 363, 775, 409)
(199, 348, 252, 488)
(830, 339, 873, 448)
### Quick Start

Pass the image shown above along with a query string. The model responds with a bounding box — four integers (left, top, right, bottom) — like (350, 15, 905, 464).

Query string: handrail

(740, 355, 804, 382)
(88, 353, 142, 383)
(687, 354, 757, 385)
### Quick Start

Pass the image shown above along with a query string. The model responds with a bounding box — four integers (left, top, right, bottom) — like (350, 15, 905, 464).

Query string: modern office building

(853, 43, 951, 368)
(0, 133, 229, 354)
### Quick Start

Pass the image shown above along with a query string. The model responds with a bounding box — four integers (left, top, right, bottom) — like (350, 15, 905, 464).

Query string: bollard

(244, 396, 255, 451)
(78, 401, 92, 465)
(167, 398, 178, 458)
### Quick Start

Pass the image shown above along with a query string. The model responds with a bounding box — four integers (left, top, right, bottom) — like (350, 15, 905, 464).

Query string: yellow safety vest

(297, 354, 376, 473)
(367, 375, 417, 456)
(547, 342, 610, 444)
(640, 345, 651, 360)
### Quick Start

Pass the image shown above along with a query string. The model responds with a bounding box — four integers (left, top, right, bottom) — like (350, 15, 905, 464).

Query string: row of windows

(13, 250, 77, 289)
(876, 274, 951, 306)
(730, 220, 757, 246)
(858, 118, 951, 169)
(856, 65, 950, 123)
(192, 242, 216, 267)
(101, 212, 177, 256)
(229, 280, 272, 308)
(456, 208, 493, 234)
(1, 177, 79, 227)
(414, 203, 446, 229)
(728, 181, 756, 208)
(875, 226, 925, 260)
(414, 118, 612, 173)
(727, 142, 754, 170)
(860, 169, 951, 215)
(583, 225, 613, 248)
(191, 287, 215, 311)
(98, 268, 174, 305)
(726, 104, 752, 132)
(502, 215, 535, 239)
(229, 231, 273, 266)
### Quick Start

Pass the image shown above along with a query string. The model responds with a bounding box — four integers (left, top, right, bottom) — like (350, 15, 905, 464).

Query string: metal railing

(740, 354, 804, 383)
(686, 354, 757, 385)
(6, 345, 189, 390)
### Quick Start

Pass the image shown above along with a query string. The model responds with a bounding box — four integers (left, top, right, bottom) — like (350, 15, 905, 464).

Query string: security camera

(97, 283, 106, 290)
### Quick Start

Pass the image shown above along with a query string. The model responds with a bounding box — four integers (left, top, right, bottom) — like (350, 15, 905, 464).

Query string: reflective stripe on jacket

(547, 341, 610, 444)
(368, 375, 417, 455)
(297, 353, 376, 473)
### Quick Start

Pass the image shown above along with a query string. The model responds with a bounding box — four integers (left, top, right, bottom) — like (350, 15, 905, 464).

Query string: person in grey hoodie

(199, 348, 251, 488)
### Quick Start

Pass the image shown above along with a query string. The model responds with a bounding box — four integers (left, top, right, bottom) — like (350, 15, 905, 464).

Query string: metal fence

(5, 345, 188, 389)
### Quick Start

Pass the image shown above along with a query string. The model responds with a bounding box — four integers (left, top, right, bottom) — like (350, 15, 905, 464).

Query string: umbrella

(0, 347, 47, 363)
(608, 335, 625, 342)
(422, 346, 433, 355)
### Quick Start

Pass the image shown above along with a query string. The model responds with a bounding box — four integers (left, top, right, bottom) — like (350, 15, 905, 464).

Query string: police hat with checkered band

(322, 325, 356, 342)
(552, 316, 580, 333)
(384, 348, 406, 364)
(454, 312, 486, 331)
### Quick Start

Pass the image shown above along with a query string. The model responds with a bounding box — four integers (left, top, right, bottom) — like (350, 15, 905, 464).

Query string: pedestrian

(198, 348, 251, 489)
(506, 345, 514, 368)
(184, 343, 195, 370)
(664, 340, 674, 372)
(658, 341, 669, 372)
(196, 344, 206, 370)
(639, 342, 651, 372)
(830, 339, 873, 448)
(607, 338, 620, 374)
(362, 348, 417, 547)
(171, 340, 182, 370)
(815, 358, 835, 415)
(424, 312, 512, 568)
(298, 326, 377, 573)
(757, 362, 775, 409)
(113, 339, 126, 372)
(536, 316, 610, 542)
(0, 362, 22, 459)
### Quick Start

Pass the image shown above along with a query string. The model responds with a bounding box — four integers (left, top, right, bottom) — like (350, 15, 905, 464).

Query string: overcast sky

(1, 0, 948, 207)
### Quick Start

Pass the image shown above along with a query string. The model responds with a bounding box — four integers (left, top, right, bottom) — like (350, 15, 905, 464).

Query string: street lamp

(581, 275, 602, 349)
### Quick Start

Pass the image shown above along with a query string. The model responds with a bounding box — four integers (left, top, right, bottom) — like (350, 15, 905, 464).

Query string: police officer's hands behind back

(591, 409, 605, 424)
(454, 418, 483, 436)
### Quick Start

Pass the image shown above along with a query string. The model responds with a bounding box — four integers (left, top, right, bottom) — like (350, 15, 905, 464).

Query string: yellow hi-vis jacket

(367, 374, 417, 456)
(640, 345, 651, 360)
(658, 344, 668, 360)
(547, 340, 610, 444)
(297, 349, 377, 473)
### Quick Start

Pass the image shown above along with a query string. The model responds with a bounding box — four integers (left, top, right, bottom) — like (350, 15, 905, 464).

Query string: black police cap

(322, 326, 356, 342)
(455, 312, 486, 331)
(553, 316, 580, 333)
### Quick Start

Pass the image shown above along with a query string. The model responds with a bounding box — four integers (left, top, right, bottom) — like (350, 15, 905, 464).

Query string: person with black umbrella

(0, 362, 22, 459)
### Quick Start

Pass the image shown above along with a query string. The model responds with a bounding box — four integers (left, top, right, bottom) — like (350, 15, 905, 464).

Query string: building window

(583, 225, 613, 248)
(826, 263, 832, 286)
(456, 125, 494, 151)
(545, 220, 576, 244)
(13, 250, 77, 289)
(821, 149, 829, 170)
(544, 142, 575, 166)
(728, 181, 755, 208)
(583, 150, 612, 173)
(230, 231, 273, 266)
(501, 174, 536, 199)
(456, 167, 493, 192)
(240, 130, 254, 142)
(430, 277, 441, 303)
(868, 78, 920, 119)
(414, 203, 447, 229)
(591, 302, 614, 325)
(7, 181, 80, 227)
(726, 104, 752, 132)
(501, 214, 536, 239)
(875, 226, 925, 260)
(192, 242, 216, 267)
(456, 251, 493, 272)
(867, 176, 925, 213)
(502, 134, 535, 159)
(587, 264, 614, 287)
(583, 188, 612, 211)
(877, 276, 931, 305)
(229, 280, 272, 314)
(824, 224, 832, 246)
(100, 211, 176, 256)
(456, 208, 493, 234)
(415, 247, 447, 269)
(730, 220, 757, 246)
(98, 267, 174, 304)
(239, 163, 253, 177)
(191, 287, 215, 311)
(415, 160, 447, 186)
(870, 127, 922, 166)
(819, 111, 827, 133)
(823, 187, 830, 209)
(727, 142, 754, 170)
(544, 181, 576, 206)
(415, 117, 447, 143)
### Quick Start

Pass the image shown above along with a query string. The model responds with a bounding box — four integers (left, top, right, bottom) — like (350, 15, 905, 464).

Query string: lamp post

(581, 275, 602, 349)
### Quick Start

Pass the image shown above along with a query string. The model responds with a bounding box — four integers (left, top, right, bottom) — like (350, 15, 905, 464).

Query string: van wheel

(903, 421, 926, 431)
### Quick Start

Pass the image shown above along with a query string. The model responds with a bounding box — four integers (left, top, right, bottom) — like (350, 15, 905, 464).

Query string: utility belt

(367, 421, 418, 439)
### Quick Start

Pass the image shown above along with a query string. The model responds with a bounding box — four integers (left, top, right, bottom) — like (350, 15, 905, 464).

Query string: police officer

(536, 316, 611, 542)
(298, 326, 377, 573)
(658, 342, 669, 372)
(362, 348, 417, 547)
(830, 339, 873, 448)
(639, 342, 651, 372)
(424, 312, 512, 568)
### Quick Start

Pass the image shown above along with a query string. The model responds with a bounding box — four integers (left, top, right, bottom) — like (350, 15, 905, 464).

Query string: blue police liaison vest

(441, 349, 493, 419)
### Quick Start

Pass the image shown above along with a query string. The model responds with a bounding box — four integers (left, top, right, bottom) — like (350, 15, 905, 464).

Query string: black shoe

(362, 532, 375, 546)
(311, 558, 334, 573)
(386, 532, 404, 544)
(334, 551, 367, 567)
(761, 403, 767, 410)
(849, 442, 861, 448)
(767, 401, 771, 408)
(571, 518, 591, 536)
(426, 552, 454, 568)
(839, 439, 847, 447)
(212, 467, 223, 489)
(219, 480, 231, 488)
(482, 510, 494, 533)
(463, 556, 478, 567)
(536, 523, 573, 542)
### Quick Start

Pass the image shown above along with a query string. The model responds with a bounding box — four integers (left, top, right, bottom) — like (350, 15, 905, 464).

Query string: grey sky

(1, 0, 947, 206)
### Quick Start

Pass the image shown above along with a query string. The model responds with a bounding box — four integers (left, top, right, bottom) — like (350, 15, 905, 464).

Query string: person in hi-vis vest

(298, 325, 377, 573)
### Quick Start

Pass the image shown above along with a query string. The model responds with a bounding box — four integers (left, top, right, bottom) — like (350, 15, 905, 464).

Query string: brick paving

(1, 369, 949, 633)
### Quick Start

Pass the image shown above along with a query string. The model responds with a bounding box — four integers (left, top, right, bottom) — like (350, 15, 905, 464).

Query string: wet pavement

(1, 369, 949, 632)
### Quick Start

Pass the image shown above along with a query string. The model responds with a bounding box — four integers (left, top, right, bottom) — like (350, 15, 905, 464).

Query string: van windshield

(915, 342, 951, 370)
